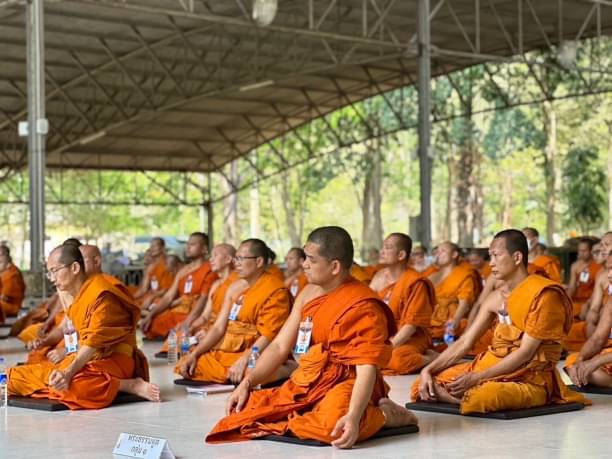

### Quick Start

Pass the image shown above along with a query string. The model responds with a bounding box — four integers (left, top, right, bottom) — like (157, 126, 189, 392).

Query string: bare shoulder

(295, 284, 325, 307)
(227, 278, 249, 296)
(481, 288, 504, 313)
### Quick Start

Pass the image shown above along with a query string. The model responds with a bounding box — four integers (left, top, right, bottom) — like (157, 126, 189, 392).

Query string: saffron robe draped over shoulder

(379, 269, 435, 375)
(411, 275, 588, 414)
(532, 255, 562, 283)
(206, 278, 395, 445)
(175, 272, 290, 383)
(7, 273, 148, 410)
(145, 261, 218, 339)
(0, 264, 25, 319)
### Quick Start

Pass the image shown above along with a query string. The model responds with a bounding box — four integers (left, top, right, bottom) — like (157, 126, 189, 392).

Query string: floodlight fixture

(252, 0, 278, 27)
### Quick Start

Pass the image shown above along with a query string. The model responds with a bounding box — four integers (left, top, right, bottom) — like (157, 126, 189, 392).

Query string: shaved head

(306, 226, 353, 270)
(79, 244, 102, 274)
(215, 243, 236, 258)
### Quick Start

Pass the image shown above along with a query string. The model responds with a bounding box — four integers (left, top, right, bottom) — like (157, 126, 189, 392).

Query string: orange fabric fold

(0, 264, 25, 317)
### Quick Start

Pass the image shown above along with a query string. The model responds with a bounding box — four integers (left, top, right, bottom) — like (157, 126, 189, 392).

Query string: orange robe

(430, 264, 482, 340)
(421, 265, 440, 277)
(0, 264, 25, 318)
(175, 271, 290, 383)
(206, 278, 395, 445)
(478, 264, 492, 284)
(364, 263, 384, 279)
(411, 275, 588, 413)
(139, 257, 175, 306)
(145, 261, 218, 339)
(350, 263, 372, 284)
(286, 272, 308, 299)
(381, 269, 435, 375)
(565, 282, 611, 352)
(7, 273, 148, 410)
(532, 254, 562, 283)
(528, 263, 548, 277)
(267, 264, 285, 281)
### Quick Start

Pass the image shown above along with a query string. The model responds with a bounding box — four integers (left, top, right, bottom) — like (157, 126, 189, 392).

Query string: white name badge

(113, 433, 175, 459)
(150, 278, 159, 291)
(183, 275, 193, 294)
(294, 321, 313, 354)
(383, 291, 392, 305)
(229, 296, 244, 321)
(290, 280, 299, 297)
(579, 271, 590, 283)
(608, 285, 612, 296)
(64, 331, 78, 354)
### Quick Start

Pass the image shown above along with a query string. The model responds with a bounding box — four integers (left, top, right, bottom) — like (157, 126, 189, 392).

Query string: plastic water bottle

(443, 323, 455, 345)
(167, 330, 177, 365)
(180, 332, 190, 357)
(0, 356, 7, 409)
(247, 346, 259, 370)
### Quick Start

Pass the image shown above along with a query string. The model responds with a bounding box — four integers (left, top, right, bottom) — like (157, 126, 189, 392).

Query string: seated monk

(176, 238, 291, 384)
(370, 233, 436, 375)
(133, 238, 176, 309)
(350, 261, 372, 284)
(0, 252, 26, 319)
(428, 242, 482, 343)
(141, 232, 218, 340)
(265, 248, 285, 281)
(523, 227, 562, 282)
(410, 245, 430, 273)
(7, 243, 159, 409)
(284, 247, 308, 299)
(466, 249, 491, 285)
(206, 226, 417, 448)
(411, 229, 587, 414)
(156, 244, 237, 353)
(566, 258, 612, 388)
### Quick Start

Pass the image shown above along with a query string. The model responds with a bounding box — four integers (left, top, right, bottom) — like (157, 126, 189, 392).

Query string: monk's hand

(48, 369, 73, 392)
(448, 372, 481, 398)
(178, 355, 197, 378)
(47, 347, 67, 365)
(418, 370, 437, 401)
(27, 338, 45, 351)
(195, 329, 207, 341)
(566, 364, 580, 386)
(330, 413, 360, 449)
(575, 361, 596, 387)
(225, 380, 251, 415)
(227, 355, 248, 385)
(141, 314, 152, 333)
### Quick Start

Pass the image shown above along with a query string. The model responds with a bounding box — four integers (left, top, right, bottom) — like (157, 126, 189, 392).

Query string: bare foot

(119, 377, 161, 402)
(379, 398, 418, 427)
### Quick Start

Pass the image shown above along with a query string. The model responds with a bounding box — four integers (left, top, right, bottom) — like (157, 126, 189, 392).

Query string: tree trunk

(280, 170, 301, 247)
(249, 181, 260, 238)
(222, 162, 240, 245)
(542, 101, 557, 245)
(360, 138, 384, 260)
(607, 121, 612, 230)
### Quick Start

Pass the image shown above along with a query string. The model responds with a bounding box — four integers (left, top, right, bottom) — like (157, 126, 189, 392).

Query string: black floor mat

(566, 384, 612, 395)
(8, 392, 148, 411)
(405, 401, 584, 419)
(260, 425, 419, 447)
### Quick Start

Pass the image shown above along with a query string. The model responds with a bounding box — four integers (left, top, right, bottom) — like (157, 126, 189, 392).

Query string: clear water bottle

(443, 323, 455, 346)
(247, 346, 259, 369)
(167, 329, 177, 365)
(0, 356, 7, 409)
(180, 332, 190, 357)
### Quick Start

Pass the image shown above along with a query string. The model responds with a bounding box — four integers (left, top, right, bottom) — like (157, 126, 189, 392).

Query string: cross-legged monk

(284, 247, 308, 299)
(7, 244, 159, 409)
(564, 238, 603, 351)
(428, 242, 481, 343)
(566, 256, 612, 388)
(141, 232, 218, 339)
(206, 226, 417, 448)
(370, 233, 436, 375)
(176, 239, 290, 384)
(411, 229, 587, 414)
(133, 238, 175, 309)
(0, 253, 26, 319)
(523, 227, 562, 282)
(467, 249, 491, 285)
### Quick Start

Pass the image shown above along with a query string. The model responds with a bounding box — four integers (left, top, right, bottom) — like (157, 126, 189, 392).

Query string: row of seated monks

(3, 226, 612, 449)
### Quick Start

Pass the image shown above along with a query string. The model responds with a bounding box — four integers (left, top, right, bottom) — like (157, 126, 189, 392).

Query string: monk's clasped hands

(447, 372, 481, 398)
(48, 368, 74, 392)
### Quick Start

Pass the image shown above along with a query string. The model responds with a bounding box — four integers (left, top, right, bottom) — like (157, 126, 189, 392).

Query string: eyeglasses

(46, 264, 69, 280)
(234, 256, 258, 264)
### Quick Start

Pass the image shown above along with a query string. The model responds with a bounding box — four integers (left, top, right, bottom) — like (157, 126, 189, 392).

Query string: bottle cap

(252, 346, 259, 352)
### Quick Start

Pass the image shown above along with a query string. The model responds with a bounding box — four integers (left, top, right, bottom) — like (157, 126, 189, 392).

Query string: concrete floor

(1, 333, 610, 459)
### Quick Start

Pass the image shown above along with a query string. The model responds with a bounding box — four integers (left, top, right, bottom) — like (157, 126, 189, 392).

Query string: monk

(133, 238, 175, 309)
(141, 232, 218, 339)
(411, 229, 587, 414)
(176, 238, 291, 384)
(523, 227, 562, 282)
(410, 245, 430, 273)
(566, 255, 612, 388)
(0, 253, 26, 319)
(206, 226, 417, 448)
(7, 243, 159, 409)
(592, 242, 606, 265)
(580, 232, 612, 337)
(467, 249, 491, 284)
(284, 247, 308, 299)
(370, 233, 436, 375)
(428, 242, 481, 343)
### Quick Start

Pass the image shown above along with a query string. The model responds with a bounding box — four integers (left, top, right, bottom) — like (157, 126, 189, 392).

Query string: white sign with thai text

(113, 433, 175, 459)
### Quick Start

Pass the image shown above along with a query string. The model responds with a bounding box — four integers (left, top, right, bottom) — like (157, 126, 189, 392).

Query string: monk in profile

(7, 244, 159, 409)
(428, 242, 481, 343)
(284, 247, 308, 299)
(141, 232, 218, 339)
(523, 227, 562, 282)
(206, 226, 417, 448)
(0, 252, 26, 320)
(133, 238, 175, 309)
(411, 229, 587, 414)
(176, 239, 290, 384)
(566, 254, 612, 388)
(370, 233, 436, 375)
(410, 245, 430, 273)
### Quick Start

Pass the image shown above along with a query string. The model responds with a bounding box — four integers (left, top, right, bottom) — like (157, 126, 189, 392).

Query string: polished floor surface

(1, 333, 610, 459)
